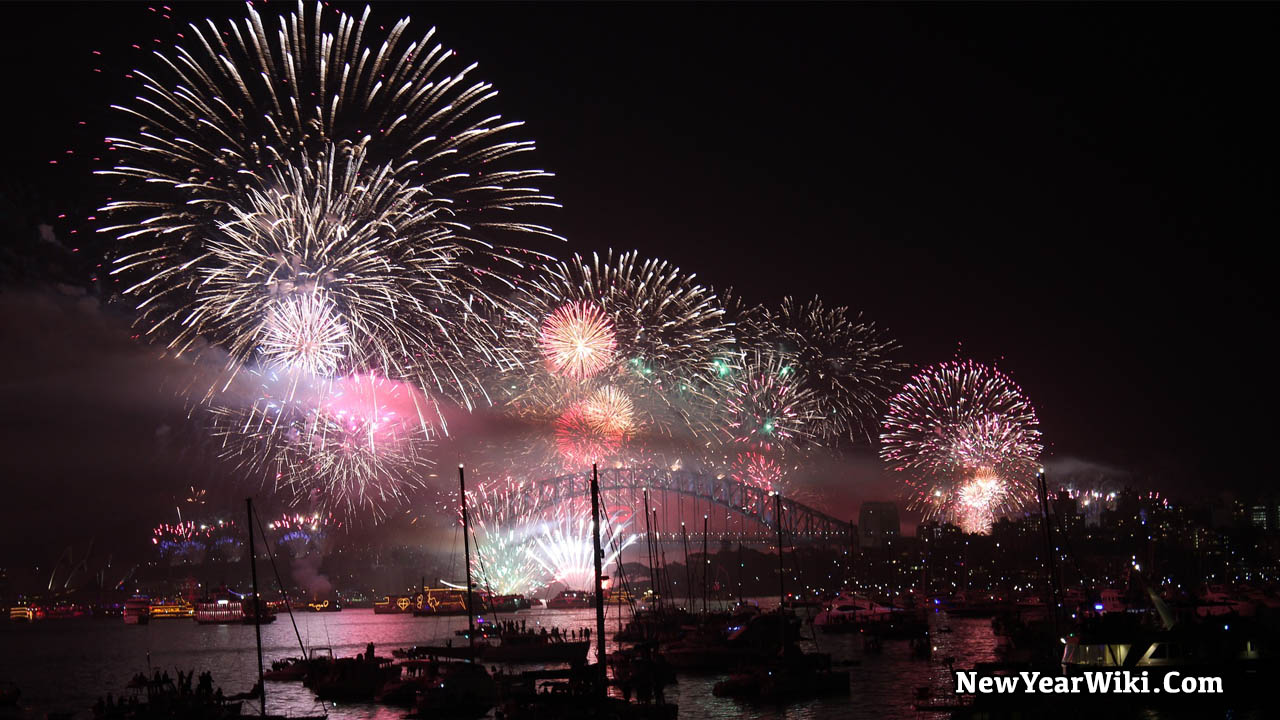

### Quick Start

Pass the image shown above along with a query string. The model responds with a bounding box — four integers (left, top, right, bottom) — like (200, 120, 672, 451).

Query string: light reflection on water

(0, 605, 997, 720)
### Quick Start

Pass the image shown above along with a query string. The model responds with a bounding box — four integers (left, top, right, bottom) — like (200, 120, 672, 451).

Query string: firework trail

(533, 504, 636, 591)
(880, 360, 1042, 531)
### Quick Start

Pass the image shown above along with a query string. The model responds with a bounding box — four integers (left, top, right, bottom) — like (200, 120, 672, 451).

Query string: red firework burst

(731, 450, 784, 492)
(554, 403, 622, 467)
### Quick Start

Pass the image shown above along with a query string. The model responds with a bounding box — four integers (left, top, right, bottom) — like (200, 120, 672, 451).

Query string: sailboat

(241, 497, 328, 719)
(495, 465, 678, 720)
(712, 492, 850, 702)
(405, 465, 499, 719)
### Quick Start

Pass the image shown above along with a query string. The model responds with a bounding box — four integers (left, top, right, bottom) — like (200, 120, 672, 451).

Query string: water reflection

(0, 604, 996, 719)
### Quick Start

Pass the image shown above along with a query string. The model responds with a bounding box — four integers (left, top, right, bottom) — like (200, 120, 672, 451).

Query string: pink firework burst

(881, 359, 1042, 526)
(540, 301, 617, 380)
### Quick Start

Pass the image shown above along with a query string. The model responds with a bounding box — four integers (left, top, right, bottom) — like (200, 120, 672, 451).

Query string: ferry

(411, 588, 470, 616)
(545, 590, 594, 609)
(373, 595, 417, 614)
(148, 598, 195, 619)
(195, 590, 276, 624)
(8, 605, 39, 622)
(123, 596, 151, 625)
(486, 593, 532, 612)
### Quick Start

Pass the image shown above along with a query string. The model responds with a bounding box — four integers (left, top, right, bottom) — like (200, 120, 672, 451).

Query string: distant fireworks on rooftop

(881, 360, 1043, 533)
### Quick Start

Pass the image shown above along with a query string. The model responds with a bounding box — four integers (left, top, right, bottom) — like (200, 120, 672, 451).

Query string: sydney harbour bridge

(524, 466, 856, 547)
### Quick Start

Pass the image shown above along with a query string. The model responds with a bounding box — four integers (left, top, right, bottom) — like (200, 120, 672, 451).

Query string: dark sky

(1, 2, 1274, 561)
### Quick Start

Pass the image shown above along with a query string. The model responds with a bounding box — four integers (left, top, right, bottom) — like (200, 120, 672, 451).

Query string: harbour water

(0, 602, 994, 719)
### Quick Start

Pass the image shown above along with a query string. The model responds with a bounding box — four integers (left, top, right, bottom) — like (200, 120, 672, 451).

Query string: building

(1053, 490, 1084, 535)
(859, 502, 900, 549)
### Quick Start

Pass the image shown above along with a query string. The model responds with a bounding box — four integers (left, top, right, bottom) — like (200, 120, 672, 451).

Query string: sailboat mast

(680, 523, 692, 609)
(775, 492, 785, 606)
(246, 497, 266, 717)
(774, 492, 786, 651)
(589, 464, 607, 696)
(459, 464, 475, 650)
(643, 490, 655, 609)
(702, 514, 709, 615)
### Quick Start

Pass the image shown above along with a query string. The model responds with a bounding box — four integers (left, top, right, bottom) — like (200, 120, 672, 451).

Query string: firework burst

(720, 349, 822, 453)
(555, 402, 624, 468)
(540, 302, 617, 380)
(100, 2, 560, 517)
(880, 360, 1042, 530)
(730, 449, 785, 493)
(581, 386, 637, 438)
(465, 480, 547, 596)
(214, 372, 436, 520)
(954, 471, 1009, 534)
(756, 296, 901, 442)
(511, 250, 735, 435)
(533, 505, 636, 591)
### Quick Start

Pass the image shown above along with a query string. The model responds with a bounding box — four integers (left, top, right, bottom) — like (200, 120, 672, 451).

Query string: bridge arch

(526, 467, 854, 544)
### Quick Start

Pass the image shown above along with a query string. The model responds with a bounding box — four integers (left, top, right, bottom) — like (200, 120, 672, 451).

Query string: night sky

(0, 2, 1274, 561)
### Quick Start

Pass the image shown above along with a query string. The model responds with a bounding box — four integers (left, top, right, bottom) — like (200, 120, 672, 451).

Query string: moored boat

(148, 598, 195, 619)
(546, 590, 594, 609)
(195, 589, 276, 624)
(123, 596, 151, 625)
(374, 594, 416, 614)
(411, 588, 471, 616)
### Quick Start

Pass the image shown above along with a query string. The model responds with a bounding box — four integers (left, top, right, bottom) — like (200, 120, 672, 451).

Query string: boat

(0, 682, 19, 707)
(661, 611, 798, 672)
(481, 633, 590, 664)
(8, 605, 37, 622)
(813, 592, 927, 637)
(411, 587, 471, 616)
(546, 590, 594, 609)
(406, 464, 496, 716)
(263, 656, 308, 682)
(712, 648, 850, 702)
(304, 599, 341, 612)
(196, 589, 277, 624)
(262, 647, 334, 682)
(306, 653, 401, 701)
(781, 592, 822, 609)
(239, 497, 328, 720)
(712, 491, 849, 703)
(496, 666, 676, 720)
(403, 629, 589, 664)
(486, 593, 533, 612)
(123, 596, 151, 625)
(496, 467, 677, 720)
(148, 598, 196, 619)
(374, 594, 416, 613)
(409, 660, 497, 718)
